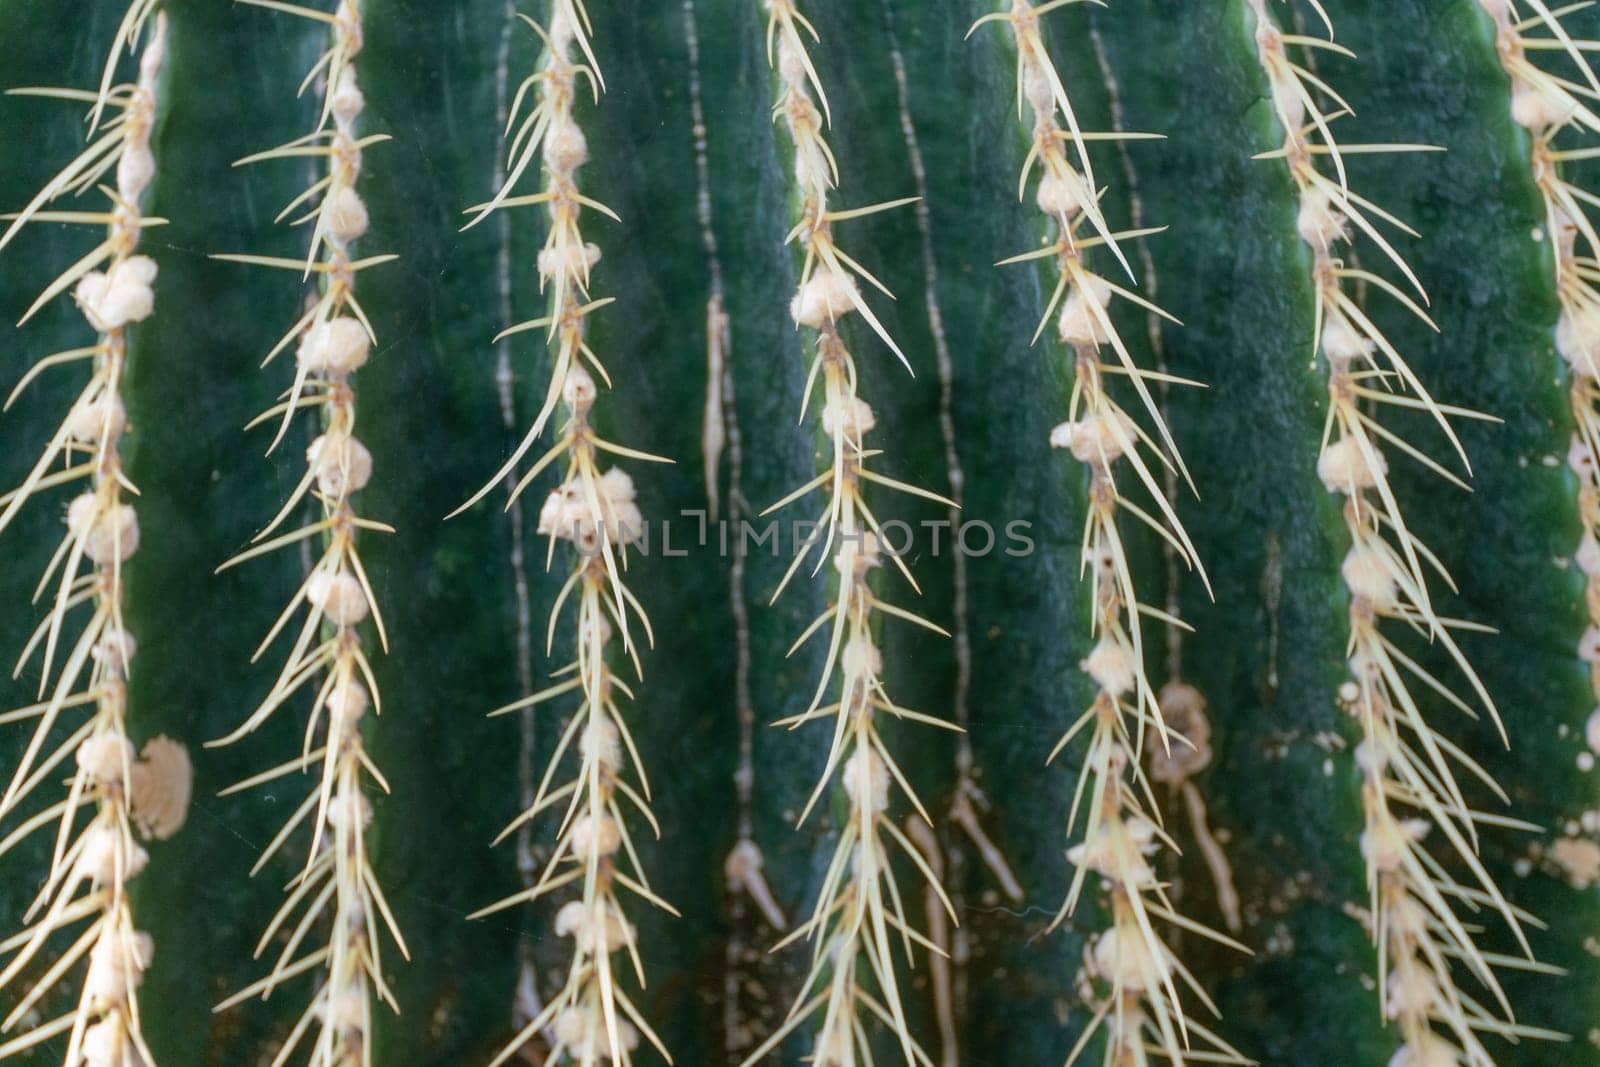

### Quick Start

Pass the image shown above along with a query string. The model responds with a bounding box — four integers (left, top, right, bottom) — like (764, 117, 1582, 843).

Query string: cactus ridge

(205, 3, 410, 1065)
(738, 3, 963, 1064)
(969, 4, 1252, 1065)
(1248, 2, 1553, 1062)
(456, 3, 678, 1065)
(0, 12, 180, 1067)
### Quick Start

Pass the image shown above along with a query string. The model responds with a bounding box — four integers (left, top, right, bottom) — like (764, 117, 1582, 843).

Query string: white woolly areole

(1384, 964, 1437, 1020)
(571, 814, 621, 859)
(555, 1007, 638, 1060)
(791, 268, 861, 329)
(1057, 275, 1113, 346)
(75, 255, 158, 333)
(533, 481, 578, 537)
(1036, 171, 1079, 218)
(1348, 647, 1383, 685)
(76, 824, 148, 883)
(580, 716, 622, 771)
(1092, 926, 1169, 992)
(1023, 58, 1053, 116)
(776, 31, 807, 86)
(1296, 183, 1347, 249)
(1317, 437, 1386, 494)
(841, 630, 882, 680)
(1050, 408, 1135, 466)
(1320, 312, 1373, 366)
(545, 118, 589, 175)
(1354, 738, 1388, 776)
(1067, 837, 1113, 882)
(298, 317, 371, 376)
(835, 530, 882, 577)
(67, 393, 127, 444)
(307, 433, 374, 498)
(1579, 532, 1600, 577)
(1266, 64, 1306, 132)
(77, 732, 134, 786)
(1387, 1033, 1458, 1067)
(539, 471, 644, 548)
(1387, 893, 1429, 942)
(1360, 817, 1428, 873)
(1341, 544, 1398, 611)
(1512, 80, 1576, 131)
(563, 365, 597, 413)
(1557, 303, 1600, 379)
(601, 467, 636, 505)
(117, 144, 156, 203)
(77, 254, 158, 334)
(325, 185, 370, 243)
(94, 626, 138, 674)
(316, 986, 368, 1032)
(553, 900, 585, 938)
(538, 239, 602, 283)
(307, 569, 369, 626)
(548, 4, 575, 53)
(554, 900, 633, 953)
(84, 928, 153, 1010)
(68, 494, 140, 564)
(1083, 638, 1135, 698)
(326, 787, 372, 831)
(1125, 814, 1157, 850)
(327, 679, 370, 724)
(843, 746, 890, 814)
(821, 394, 876, 439)
(81, 1016, 142, 1067)
(332, 67, 365, 125)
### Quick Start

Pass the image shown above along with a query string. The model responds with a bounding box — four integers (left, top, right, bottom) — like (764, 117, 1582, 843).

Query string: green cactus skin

(2, 1, 1598, 1065)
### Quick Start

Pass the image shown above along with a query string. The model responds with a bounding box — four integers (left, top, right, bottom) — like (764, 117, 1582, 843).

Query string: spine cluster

(743, 3, 958, 1064)
(0, 11, 190, 1067)
(971, 4, 1244, 1064)
(209, 3, 408, 1063)
(1250, 2, 1542, 1062)
(460, 4, 673, 1065)
(1478, 0, 1600, 873)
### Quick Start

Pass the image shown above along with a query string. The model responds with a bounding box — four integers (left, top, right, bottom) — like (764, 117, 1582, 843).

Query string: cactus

(3, 1, 1600, 1066)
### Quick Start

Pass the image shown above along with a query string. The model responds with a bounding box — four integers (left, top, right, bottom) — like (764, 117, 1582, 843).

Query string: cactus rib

(206, 3, 410, 1063)
(738, 2, 960, 1064)
(1248, 2, 1553, 1062)
(457, 3, 677, 1064)
(0, 13, 184, 1067)
(970, 4, 1249, 1064)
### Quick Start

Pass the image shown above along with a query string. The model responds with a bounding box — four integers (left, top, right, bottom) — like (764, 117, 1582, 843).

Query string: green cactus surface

(2, 2, 1599, 1066)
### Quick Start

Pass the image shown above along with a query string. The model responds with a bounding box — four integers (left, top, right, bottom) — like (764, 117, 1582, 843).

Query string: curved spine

(209, 3, 408, 1064)
(740, 2, 959, 1064)
(1248, 2, 1550, 1062)
(969, 4, 1246, 1065)
(0, 12, 186, 1067)
(459, 4, 675, 1065)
